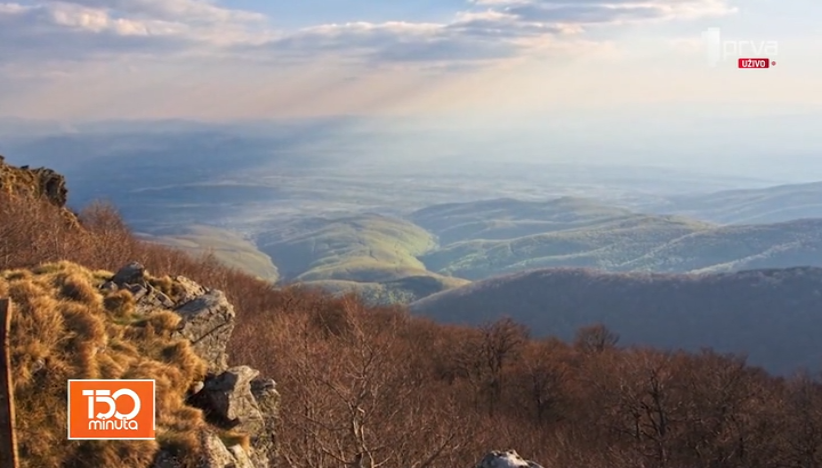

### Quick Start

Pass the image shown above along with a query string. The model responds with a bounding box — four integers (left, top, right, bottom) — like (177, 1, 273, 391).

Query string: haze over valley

(3, 117, 822, 374)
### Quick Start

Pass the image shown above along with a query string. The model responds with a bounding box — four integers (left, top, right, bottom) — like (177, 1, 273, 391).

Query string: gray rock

(174, 290, 236, 373)
(111, 261, 147, 286)
(249, 378, 279, 467)
(198, 366, 265, 435)
(152, 425, 260, 468)
(474, 450, 545, 468)
(175, 275, 209, 305)
(227, 443, 255, 468)
(201, 432, 255, 468)
(155, 290, 175, 309)
(123, 283, 176, 315)
(187, 369, 281, 467)
(128, 284, 149, 302)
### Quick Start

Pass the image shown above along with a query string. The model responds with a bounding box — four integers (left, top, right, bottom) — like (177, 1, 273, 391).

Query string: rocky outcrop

(103, 262, 237, 373)
(249, 378, 279, 466)
(102, 261, 177, 314)
(175, 292, 236, 374)
(0, 155, 70, 209)
(200, 432, 255, 468)
(188, 366, 277, 467)
(104, 263, 278, 468)
(0, 155, 80, 229)
(474, 450, 545, 468)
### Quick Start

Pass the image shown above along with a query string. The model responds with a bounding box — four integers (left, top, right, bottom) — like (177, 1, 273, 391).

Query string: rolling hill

(421, 217, 822, 279)
(409, 197, 644, 245)
(254, 213, 441, 283)
(134, 196, 822, 305)
(139, 197, 822, 304)
(420, 211, 715, 279)
(647, 181, 822, 224)
(300, 275, 471, 306)
(411, 197, 822, 280)
(619, 218, 822, 273)
(410, 267, 822, 373)
(136, 225, 280, 281)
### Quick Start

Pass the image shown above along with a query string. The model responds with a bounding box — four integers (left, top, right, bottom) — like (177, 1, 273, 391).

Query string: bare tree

(519, 340, 567, 425)
(574, 323, 620, 353)
(277, 297, 464, 468)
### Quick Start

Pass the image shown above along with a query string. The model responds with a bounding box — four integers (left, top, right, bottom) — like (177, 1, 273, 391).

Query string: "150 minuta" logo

(68, 379, 156, 440)
(738, 58, 774, 69)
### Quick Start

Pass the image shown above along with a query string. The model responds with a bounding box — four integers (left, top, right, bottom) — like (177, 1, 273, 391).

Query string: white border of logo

(67, 379, 156, 440)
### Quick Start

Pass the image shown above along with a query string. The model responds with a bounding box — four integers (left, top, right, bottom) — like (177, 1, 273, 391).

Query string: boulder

(249, 378, 279, 467)
(188, 366, 277, 467)
(173, 290, 236, 374)
(474, 450, 545, 468)
(108, 264, 235, 374)
(0, 156, 80, 227)
(111, 261, 147, 286)
(200, 432, 255, 468)
(174, 275, 209, 304)
(193, 366, 265, 433)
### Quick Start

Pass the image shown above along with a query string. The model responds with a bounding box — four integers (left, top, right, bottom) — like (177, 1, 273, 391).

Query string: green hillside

(137, 225, 280, 281)
(137, 198, 822, 298)
(421, 213, 715, 279)
(622, 219, 822, 272)
(255, 213, 440, 283)
(301, 274, 471, 305)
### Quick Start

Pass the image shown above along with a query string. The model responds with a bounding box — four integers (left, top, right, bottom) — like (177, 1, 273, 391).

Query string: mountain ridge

(410, 265, 822, 373)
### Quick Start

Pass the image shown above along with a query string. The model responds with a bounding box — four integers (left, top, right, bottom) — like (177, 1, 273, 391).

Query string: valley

(4, 128, 822, 374)
(5, 131, 822, 307)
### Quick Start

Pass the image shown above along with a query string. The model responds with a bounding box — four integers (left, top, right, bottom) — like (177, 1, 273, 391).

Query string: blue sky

(225, 0, 467, 27)
(0, 0, 820, 122)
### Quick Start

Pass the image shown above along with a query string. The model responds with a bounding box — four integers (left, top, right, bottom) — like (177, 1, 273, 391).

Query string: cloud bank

(1, 0, 736, 67)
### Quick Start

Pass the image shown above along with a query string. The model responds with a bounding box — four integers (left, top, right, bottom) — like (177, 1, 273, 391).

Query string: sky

(1, 0, 821, 181)
(0, 0, 820, 121)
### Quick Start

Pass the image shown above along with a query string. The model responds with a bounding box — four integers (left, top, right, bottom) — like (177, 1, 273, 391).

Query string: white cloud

(0, 2, 198, 63)
(237, 0, 736, 67)
(55, 0, 264, 24)
(0, 0, 738, 67)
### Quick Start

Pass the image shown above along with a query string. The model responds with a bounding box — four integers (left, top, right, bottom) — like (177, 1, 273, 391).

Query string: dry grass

(2, 261, 209, 468)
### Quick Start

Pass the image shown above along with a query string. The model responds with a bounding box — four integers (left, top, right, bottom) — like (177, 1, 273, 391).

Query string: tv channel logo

(702, 27, 778, 68)
(738, 58, 771, 69)
(67, 379, 156, 440)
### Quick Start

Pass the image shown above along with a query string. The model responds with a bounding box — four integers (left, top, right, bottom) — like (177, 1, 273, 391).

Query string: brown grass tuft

(103, 289, 136, 318)
(149, 275, 186, 302)
(58, 273, 101, 305)
(3, 262, 210, 468)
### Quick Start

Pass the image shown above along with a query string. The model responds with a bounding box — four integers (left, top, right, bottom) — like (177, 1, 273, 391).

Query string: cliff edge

(4, 261, 278, 468)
